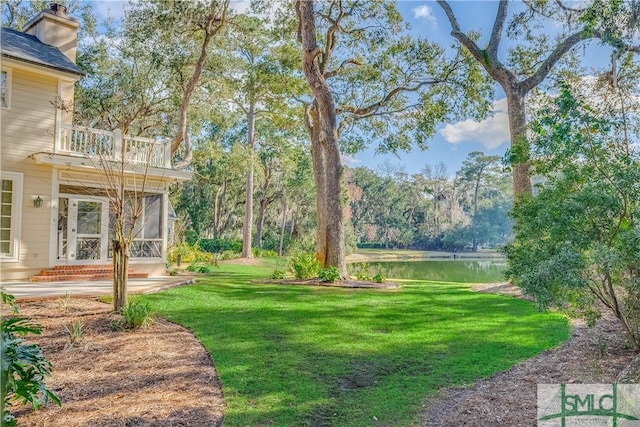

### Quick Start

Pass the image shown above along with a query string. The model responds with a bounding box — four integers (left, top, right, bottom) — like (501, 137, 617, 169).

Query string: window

(1, 69, 11, 109)
(0, 172, 23, 261)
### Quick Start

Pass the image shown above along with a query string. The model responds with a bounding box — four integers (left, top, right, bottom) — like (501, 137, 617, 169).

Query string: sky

(353, 1, 515, 177)
(354, 1, 613, 177)
(86, 0, 614, 177)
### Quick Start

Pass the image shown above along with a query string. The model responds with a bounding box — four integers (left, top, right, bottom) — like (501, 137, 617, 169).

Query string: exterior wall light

(34, 195, 43, 208)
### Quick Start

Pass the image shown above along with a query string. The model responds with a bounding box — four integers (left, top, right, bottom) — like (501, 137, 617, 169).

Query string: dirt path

(421, 283, 636, 426)
(11, 297, 225, 427)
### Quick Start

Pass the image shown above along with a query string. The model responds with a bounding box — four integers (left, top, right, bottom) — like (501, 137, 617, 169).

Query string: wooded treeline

(174, 148, 513, 254)
(3, 0, 637, 261)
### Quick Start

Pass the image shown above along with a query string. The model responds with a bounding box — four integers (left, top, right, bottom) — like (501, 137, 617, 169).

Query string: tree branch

(521, 28, 591, 92)
(171, 0, 229, 156)
(554, 0, 588, 13)
(336, 79, 444, 118)
(325, 58, 363, 79)
(437, 0, 511, 84)
(487, 0, 508, 57)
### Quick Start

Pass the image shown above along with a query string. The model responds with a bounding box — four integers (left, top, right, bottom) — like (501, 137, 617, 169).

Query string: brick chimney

(22, 3, 80, 63)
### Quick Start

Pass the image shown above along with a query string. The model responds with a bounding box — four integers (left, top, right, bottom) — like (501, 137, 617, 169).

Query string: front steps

(30, 264, 148, 282)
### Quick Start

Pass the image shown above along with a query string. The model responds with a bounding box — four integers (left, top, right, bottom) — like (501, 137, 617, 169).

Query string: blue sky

(350, 1, 613, 177)
(87, 1, 613, 177)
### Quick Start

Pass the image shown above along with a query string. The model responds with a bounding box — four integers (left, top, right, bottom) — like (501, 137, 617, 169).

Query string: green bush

(373, 272, 386, 283)
(196, 264, 218, 274)
(318, 266, 341, 283)
(290, 253, 321, 279)
(121, 301, 155, 329)
(270, 269, 286, 280)
(1, 291, 61, 426)
(253, 248, 278, 258)
(198, 238, 242, 254)
(351, 263, 372, 281)
(168, 242, 210, 265)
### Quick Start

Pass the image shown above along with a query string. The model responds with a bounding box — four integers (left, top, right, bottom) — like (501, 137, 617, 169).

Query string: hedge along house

(1, 4, 192, 282)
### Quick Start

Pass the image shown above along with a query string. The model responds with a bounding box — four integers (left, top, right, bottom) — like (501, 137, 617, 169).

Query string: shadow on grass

(141, 272, 569, 427)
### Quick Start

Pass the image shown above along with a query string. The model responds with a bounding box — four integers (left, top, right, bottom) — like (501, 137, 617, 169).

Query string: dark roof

(1, 27, 85, 77)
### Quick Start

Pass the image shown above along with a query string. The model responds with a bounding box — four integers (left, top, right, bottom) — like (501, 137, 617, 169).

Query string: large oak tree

(437, 0, 640, 197)
(296, 0, 490, 277)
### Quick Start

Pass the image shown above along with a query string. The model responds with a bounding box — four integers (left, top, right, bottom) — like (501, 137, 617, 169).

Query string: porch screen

(109, 194, 163, 259)
(132, 195, 162, 258)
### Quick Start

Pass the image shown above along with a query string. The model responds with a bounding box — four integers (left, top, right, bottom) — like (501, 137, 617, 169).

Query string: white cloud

(230, 0, 251, 14)
(413, 4, 437, 25)
(439, 98, 510, 149)
(341, 154, 362, 168)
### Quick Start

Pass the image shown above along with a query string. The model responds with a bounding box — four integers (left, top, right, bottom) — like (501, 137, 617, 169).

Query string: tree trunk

(289, 208, 296, 238)
(298, 0, 348, 278)
(310, 127, 328, 265)
(213, 179, 227, 240)
(279, 197, 287, 256)
(241, 103, 256, 258)
(112, 239, 129, 312)
(323, 140, 348, 275)
(505, 88, 533, 197)
(256, 198, 267, 248)
(472, 178, 479, 252)
(255, 167, 272, 249)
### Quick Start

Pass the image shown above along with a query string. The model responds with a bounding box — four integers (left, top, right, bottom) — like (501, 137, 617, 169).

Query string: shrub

(351, 263, 371, 281)
(198, 238, 242, 254)
(197, 264, 218, 274)
(1, 291, 61, 425)
(373, 272, 386, 283)
(505, 83, 640, 351)
(290, 253, 321, 279)
(253, 248, 278, 258)
(168, 242, 210, 265)
(121, 301, 155, 329)
(318, 267, 341, 283)
(270, 269, 286, 280)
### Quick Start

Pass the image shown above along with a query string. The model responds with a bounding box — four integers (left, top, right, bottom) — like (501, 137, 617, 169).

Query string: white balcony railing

(57, 124, 172, 169)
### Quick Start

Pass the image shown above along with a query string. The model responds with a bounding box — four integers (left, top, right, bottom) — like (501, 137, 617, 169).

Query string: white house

(1, 4, 191, 282)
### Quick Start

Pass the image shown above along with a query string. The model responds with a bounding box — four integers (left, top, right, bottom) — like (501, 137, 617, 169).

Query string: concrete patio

(0, 276, 196, 299)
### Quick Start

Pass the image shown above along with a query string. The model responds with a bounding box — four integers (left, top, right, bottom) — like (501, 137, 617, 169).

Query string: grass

(140, 261, 569, 426)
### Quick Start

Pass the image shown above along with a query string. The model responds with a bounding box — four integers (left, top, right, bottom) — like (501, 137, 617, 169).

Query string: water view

(350, 259, 506, 283)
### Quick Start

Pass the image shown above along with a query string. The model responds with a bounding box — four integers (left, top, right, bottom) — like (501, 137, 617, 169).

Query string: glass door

(61, 197, 108, 263)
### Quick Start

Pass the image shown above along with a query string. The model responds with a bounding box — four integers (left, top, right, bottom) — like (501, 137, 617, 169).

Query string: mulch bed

(10, 297, 225, 427)
(421, 283, 637, 426)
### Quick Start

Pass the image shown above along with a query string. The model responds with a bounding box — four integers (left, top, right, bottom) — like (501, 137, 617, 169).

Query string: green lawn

(140, 262, 569, 426)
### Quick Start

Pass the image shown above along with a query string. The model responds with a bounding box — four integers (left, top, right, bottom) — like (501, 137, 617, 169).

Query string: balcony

(56, 124, 172, 169)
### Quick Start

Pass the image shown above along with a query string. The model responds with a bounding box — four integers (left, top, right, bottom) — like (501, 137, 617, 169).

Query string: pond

(349, 259, 506, 283)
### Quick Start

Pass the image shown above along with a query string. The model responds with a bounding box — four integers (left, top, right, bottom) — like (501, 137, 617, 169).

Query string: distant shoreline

(346, 248, 505, 263)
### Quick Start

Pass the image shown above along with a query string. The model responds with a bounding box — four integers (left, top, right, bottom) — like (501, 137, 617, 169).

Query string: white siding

(0, 67, 59, 279)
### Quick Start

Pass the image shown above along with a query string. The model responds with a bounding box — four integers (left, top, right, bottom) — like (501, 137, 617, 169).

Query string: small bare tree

(62, 131, 157, 312)
(97, 141, 153, 311)
(56, 133, 156, 312)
